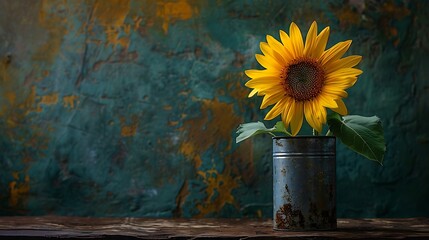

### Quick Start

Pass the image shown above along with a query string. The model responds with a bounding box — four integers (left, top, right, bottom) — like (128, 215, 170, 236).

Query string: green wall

(0, 0, 428, 218)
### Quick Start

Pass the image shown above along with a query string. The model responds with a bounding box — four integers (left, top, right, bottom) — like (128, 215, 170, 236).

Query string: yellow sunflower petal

(313, 102, 325, 133)
(260, 90, 285, 109)
(248, 88, 258, 97)
(265, 98, 286, 120)
(312, 26, 330, 58)
(255, 54, 283, 71)
(324, 55, 362, 74)
(283, 99, 295, 126)
(304, 21, 318, 57)
(289, 22, 304, 57)
(304, 101, 323, 133)
(320, 40, 352, 66)
(304, 101, 317, 131)
(279, 30, 296, 59)
(325, 77, 357, 89)
(331, 99, 348, 115)
(260, 42, 286, 65)
(317, 94, 338, 108)
(245, 76, 280, 88)
(289, 101, 304, 136)
(281, 99, 294, 128)
(326, 68, 363, 79)
(323, 86, 349, 98)
(245, 69, 279, 78)
(266, 35, 291, 63)
(319, 103, 327, 125)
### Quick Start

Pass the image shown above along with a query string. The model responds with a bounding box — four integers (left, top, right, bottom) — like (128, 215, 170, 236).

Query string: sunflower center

(282, 59, 325, 101)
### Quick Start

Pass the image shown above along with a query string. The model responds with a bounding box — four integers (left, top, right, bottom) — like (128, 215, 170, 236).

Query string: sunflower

(245, 21, 362, 136)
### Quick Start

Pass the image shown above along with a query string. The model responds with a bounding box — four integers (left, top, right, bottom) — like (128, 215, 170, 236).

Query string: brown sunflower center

(281, 59, 325, 101)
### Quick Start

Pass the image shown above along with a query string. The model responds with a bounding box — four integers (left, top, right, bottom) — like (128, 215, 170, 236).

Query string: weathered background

(0, 0, 428, 218)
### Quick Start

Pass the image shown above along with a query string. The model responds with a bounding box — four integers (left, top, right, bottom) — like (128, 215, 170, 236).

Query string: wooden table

(0, 217, 428, 239)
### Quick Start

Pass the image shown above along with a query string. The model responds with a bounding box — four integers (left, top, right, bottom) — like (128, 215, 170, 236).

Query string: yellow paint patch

(9, 172, 30, 208)
(156, 0, 197, 33)
(120, 116, 139, 137)
(63, 95, 79, 109)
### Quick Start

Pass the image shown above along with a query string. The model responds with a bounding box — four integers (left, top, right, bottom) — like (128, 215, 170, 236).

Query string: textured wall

(0, 0, 428, 218)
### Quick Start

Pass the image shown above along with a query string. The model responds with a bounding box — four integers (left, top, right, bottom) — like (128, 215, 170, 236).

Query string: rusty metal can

(273, 136, 336, 231)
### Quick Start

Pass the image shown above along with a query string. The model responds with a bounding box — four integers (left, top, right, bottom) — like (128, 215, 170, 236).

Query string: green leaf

(327, 113, 386, 165)
(274, 121, 288, 134)
(236, 121, 291, 143)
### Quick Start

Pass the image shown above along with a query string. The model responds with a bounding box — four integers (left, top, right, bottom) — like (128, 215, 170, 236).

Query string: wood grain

(0, 217, 428, 239)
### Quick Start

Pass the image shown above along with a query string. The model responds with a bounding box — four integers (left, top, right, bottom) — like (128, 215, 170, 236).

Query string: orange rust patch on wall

(93, 0, 130, 26)
(196, 168, 240, 217)
(173, 180, 190, 217)
(193, 140, 254, 217)
(179, 98, 242, 168)
(21, 86, 39, 115)
(163, 105, 172, 110)
(91, 0, 131, 49)
(9, 172, 30, 208)
(1, 61, 39, 126)
(33, 0, 68, 64)
(0, 56, 16, 114)
(39, 93, 58, 105)
(120, 115, 139, 137)
(105, 26, 131, 49)
(156, 0, 197, 33)
(227, 140, 255, 186)
(63, 95, 79, 109)
(334, 5, 361, 28)
(37, 92, 58, 112)
(177, 98, 243, 216)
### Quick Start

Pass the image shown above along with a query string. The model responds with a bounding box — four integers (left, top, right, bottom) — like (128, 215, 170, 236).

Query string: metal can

(273, 136, 336, 230)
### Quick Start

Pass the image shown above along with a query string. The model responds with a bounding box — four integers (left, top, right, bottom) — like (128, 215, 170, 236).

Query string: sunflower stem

(312, 129, 319, 136)
(268, 132, 277, 137)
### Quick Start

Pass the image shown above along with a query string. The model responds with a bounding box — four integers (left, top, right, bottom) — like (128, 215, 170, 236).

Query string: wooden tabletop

(0, 217, 428, 239)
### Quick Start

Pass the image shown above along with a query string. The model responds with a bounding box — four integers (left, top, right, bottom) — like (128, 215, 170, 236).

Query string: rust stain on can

(275, 203, 305, 229)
